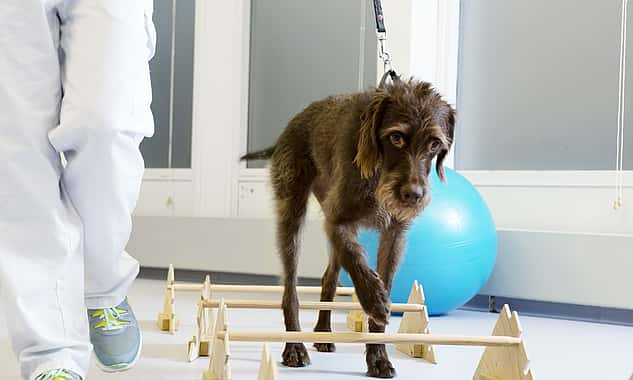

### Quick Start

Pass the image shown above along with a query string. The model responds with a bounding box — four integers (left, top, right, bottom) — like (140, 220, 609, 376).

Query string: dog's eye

(389, 133, 405, 148)
(429, 139, 442, 152)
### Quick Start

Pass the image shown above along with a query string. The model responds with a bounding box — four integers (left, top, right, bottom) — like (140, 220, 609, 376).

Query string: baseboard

(139, 266, 321, 286)
(463, 295, 633, 327)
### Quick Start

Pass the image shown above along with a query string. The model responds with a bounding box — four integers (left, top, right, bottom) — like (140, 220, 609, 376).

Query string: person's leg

(51, 0, 155, 309)
(0, 1, 91, 379)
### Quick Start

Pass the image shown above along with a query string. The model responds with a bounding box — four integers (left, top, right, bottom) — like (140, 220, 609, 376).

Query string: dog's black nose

(400, 185, 423, 205)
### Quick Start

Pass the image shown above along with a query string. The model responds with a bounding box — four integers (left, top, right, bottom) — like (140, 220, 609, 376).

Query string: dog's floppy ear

(435, 104, 455, 182)
(355, 91, 390, 179)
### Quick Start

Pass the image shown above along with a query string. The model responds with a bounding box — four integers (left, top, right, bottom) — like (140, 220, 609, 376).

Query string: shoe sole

(94, 329, 143, 373)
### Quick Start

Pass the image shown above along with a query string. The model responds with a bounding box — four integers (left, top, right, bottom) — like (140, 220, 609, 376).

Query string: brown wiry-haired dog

(242, 79, 455, 378)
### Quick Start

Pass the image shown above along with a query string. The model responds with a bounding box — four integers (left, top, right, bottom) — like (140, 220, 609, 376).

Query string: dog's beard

(376, 174, 426, 223)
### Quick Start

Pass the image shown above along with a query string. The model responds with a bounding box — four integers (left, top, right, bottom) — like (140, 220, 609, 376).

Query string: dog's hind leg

(275, 193, 312, 367)
(271, 151, 314, 367)
(313, 251, 341, 353)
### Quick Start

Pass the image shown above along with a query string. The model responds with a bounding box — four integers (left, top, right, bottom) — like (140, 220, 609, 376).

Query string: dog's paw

(366, 345, 396, 378)
(358, 275, 391, 326)
(313, 326, 335, 352)
(314, 342, 336, 352)
(366, 359, 396, 378)
(282, 343, 311, 367)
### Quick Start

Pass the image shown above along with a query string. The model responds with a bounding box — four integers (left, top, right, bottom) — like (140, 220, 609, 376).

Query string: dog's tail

(240, 146, 276, 161)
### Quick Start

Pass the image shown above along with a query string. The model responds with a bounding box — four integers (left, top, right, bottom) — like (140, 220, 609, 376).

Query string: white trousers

(0, 0, 155, 378)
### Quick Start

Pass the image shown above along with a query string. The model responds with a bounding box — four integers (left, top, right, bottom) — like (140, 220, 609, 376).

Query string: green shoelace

(91, 307, 130, 331)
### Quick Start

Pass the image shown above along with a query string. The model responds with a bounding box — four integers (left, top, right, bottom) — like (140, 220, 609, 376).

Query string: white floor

(1, 278, 633, 380)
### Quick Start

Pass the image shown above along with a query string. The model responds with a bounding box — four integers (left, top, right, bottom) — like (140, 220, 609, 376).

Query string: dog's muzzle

(399, 184, 424, 207)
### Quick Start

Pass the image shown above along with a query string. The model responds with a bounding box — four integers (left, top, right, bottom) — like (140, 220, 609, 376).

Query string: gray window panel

(456, 0, 622, 170)
(362, 1, 379, 89)
(624, 34, 633, 169)
(171, 0, 195, 169)
(625, 148, 631, 169)
(141, 0, 173, 169)
(625, 133, 632, 169)
(247, 0, 378, 168)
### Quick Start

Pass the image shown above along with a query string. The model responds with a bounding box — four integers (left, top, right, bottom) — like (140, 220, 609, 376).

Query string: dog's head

(354, 79, 455, 221)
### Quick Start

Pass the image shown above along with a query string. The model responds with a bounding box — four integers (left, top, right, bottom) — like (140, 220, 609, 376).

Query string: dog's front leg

(324, 222, 390, 328)
(366, 224, 407, 378)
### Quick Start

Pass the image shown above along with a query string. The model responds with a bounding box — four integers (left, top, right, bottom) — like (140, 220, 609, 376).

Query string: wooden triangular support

(204, 299, 231, 380)
(158, 264, 179, 333)
(346, 293, 368, 332)
(188, 275, 216, 360)
(395, 281, 436, 364)
(187, 299, 213, 361)
(473, 304, 533, 380)
(257, 344, 278, 380)
(202, 274, 213, 301)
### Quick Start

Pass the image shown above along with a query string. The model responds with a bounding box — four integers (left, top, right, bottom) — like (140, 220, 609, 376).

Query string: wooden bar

(171, 283, 355, 295)
(172, 283, 204, 291)
(215, 331, 522, 347)
(202, 299, 424, 312)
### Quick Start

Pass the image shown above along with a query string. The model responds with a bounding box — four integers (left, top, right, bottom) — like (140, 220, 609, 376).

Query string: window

(456, 0, 630, 171)
(141, 0, 195, 169)
(246, 0, 378, 168)
(454, 0, 631, 235)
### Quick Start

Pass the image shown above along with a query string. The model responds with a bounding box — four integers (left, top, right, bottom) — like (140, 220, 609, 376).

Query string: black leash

(373, 0, 400, 87)
(373, 0, 386, 33)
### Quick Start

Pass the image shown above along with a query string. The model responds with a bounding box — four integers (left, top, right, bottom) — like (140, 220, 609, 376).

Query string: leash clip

(377, 32, 393, 73)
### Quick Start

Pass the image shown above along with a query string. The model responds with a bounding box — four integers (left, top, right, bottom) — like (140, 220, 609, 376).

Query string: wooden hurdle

(158, 264, 355, 333)
(188, 282, 433, 363)
(204, 300, 533, 380)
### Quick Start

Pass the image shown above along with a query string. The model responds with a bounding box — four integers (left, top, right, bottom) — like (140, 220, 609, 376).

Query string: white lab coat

(0, 0, 155, 378)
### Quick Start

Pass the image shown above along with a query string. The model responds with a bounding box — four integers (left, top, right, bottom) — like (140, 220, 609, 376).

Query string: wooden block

(157, 312, 179, 333)
(157, 264, 179, 332)
(200, 340, 210, 356)
(257, 344, 278, 380)
(346, 294, 368, 332)
(204, 300, 231, 380)
(189, 338, 210, 359)
(473, 304, 533, 380)
(395, 281, 436, 364)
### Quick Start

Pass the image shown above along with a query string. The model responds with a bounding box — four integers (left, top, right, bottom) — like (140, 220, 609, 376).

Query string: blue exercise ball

(340, 168, 497, 315)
